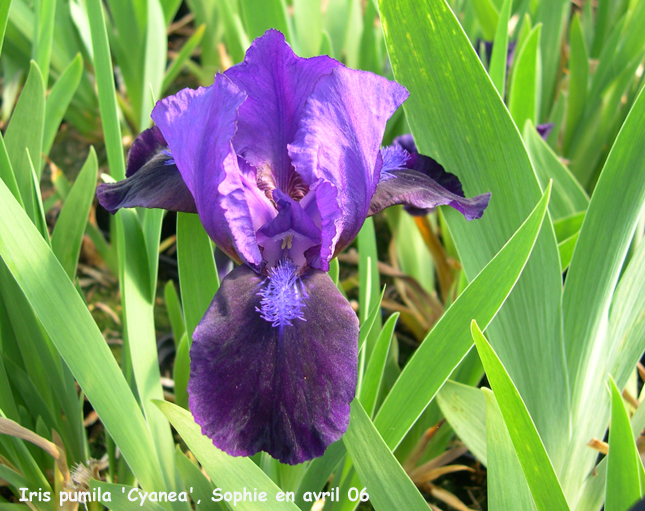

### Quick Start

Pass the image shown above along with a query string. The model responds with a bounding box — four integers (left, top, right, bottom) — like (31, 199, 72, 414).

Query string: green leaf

(0, 132, 23, 209)
(557, 232, 579, 272)
(0, 0, 12, 56)
(155, 400, 302, 511)
(359, 313, 398, 417)
(4, 61, 45, 218)
(173, 333, 190, 410)
(51, 148, 97, 280)
(488, 0, 512, 97)
(343, 401, 429, 511)
(508, 24, 542, 130)
(177, 213, 219, 341)
(591, 0, 612, 58)
(381, 0, 568, 469)
(358, 216, 381, 357)
(293, 0, 322, 57)
(482, 388, 533, 510)
(215, 0, 249, 64)
(32, 0, 56, 85)
(293, 441, 345, 510)
(608, 239, 645, 393)
(164, 280, 186, 347)
(373, 184, 551, 451)
(534, 0, 569, 120)
(240, 0, 291, 43)
(175, 447, 225, 511)
(162, 24, 205, 94)
(437, 380, 487, 466)
(562, 85, 645, 496)
(90, 481, 167, 511)
(43, 53, 83, 159)
(116, 209, 181, 500)
(87, 0, 126, 181)
(553, 211, 585, 242)
(471, 0, 499, 40)
(606, 377, 642, 511)
(523, 121, 589, 220)
(27, 150, 49, 243)
(563, 14, 589, 154)
(472, 321, 570, 511)
(0, 177, 166, 497)
(140, 0, 167, 130)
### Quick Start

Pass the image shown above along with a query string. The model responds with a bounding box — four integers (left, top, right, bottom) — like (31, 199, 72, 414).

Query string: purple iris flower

(97, 30, 491, 465)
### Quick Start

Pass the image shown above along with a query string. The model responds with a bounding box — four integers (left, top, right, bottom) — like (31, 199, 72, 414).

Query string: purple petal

(188, 263, 358, 465)
(96, 156, 196, 214)
(391, 135, 464, 197)
(256, 189, 322, 270)
(368, 168, 491, 220)
(536, 123, 554, 140)
(126, 125, 167, 177)
(289, 67, 409, 262)
(151, 74, 263, 266)
(225, 30, 340, 195)
(96, 126, 196, 214)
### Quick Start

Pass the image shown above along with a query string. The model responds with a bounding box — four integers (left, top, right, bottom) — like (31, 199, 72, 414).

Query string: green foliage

(2, 0, 645, 509)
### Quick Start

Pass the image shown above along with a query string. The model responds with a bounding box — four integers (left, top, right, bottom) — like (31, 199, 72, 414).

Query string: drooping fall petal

(188, 264, 359, 465)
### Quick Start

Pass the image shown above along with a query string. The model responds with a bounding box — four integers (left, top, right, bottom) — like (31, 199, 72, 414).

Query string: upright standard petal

(225, 30, 340, 194)
(188, 264, 359, 465)
(289, 67, 409, 263)
(151, 74, 263, 266)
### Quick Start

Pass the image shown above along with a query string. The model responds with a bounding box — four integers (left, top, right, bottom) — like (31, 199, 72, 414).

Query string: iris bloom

(97, 30, 491, 465)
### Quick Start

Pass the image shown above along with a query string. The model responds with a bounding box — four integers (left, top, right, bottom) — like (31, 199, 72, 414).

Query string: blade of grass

(173, 333, 189, 409)
(482, 388, 533, 510)
(343, 400, 429, 511)
(0, 177, 168, 501)
(42, 53, 83, 159)
(164, 280, 186, 348)
(86, 0, 125, 181)
(0, 0, 11, 55)
(471, 0, 499, 40)
(32, 0, 56, 85)
(155, 400, 302, 511)
(175, 447, 225, 511)
(50, 148, 97, 280)
(562, 14, 589, 155)
(4, 61, 45, 218)
(358, 217, 381, 359)
(176, 213, 219, 342)
(162, 25, 205, 94)
(359, 313, 398, 417)
(381, 0, 569, 469)
(140, 0, 166, 131)
(374, 184, 551, 450)
(607, 240, 645, 394)
(508, 24, 542, 130)
(0, 132, 23, 208)
(437, 380, 487, 466)
(117, 209, 184, 504)
(562, 85, 645, 497)
(90, 481, 167, 511)
(488, 0, 511, 97)
(240, 0, 291, 43)
(472, 321, 570, 511)
(605, 377, 642, 511)
(534, 0, 569, 121)
(293, 0, 322, 57)
(558, 232, 579, 272)
(523, 121, 589, 220)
